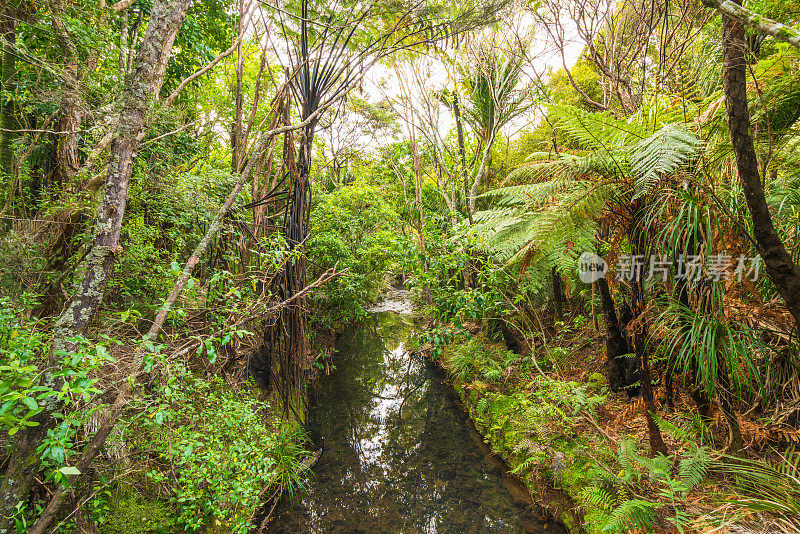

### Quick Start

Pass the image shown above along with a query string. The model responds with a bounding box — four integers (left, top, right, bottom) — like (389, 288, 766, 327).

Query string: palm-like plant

(458, 34, 532, 216)
(474, 104, 703, 275)
(471, 101, 706, 455)
(261, 0, 512, 407)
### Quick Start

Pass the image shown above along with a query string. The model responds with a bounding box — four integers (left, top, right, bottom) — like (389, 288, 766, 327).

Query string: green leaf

(21, 397, 38, 411)
(59, 466, 81, 476)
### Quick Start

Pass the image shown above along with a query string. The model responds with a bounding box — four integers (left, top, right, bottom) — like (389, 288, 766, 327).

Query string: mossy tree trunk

(1, 11, 17, 182)
(49, 0, 84, 189)
(0, 0, 191, 529)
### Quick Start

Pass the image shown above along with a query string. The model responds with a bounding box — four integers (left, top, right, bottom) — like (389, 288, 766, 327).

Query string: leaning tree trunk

(0, 0, 190, 528)
(704, 0, 800, 50)
(721, 1, 800, 334)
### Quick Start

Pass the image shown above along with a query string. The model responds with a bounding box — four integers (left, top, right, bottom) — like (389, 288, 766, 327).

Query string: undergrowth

(116, 367, 310, 533)
(439, 332, 800, 534)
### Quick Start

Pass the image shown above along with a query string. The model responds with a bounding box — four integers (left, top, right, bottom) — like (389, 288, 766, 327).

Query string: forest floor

(428, 313, 799, 534)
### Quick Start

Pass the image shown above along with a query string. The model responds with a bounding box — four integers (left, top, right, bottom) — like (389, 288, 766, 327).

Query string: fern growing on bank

(579, 439, 714, 533)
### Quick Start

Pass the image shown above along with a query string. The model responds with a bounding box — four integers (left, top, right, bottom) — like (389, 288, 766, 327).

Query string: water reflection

(267, 309, 556, 534)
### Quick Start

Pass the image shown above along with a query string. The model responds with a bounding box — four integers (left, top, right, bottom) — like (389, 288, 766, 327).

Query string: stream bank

(266, 292, 559, 533)
(424, 313, 663, 534)
(434, 334, 592, 533)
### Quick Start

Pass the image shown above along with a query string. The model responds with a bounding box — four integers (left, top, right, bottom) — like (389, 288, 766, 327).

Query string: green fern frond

(629, 124, 703, 200)
(548, 103, 649, 151)
(678, 443, 712, 496)
(582, 486, 616, 510)
(603, 499, 660, 533)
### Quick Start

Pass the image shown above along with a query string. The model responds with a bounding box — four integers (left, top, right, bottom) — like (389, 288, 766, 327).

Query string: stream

(266, 291, 560, 534)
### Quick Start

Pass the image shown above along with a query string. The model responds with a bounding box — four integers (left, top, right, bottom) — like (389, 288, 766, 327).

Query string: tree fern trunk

(630, 220, 669, 457)
(552, 267, 565, 322)
(596, 276, 637, 393)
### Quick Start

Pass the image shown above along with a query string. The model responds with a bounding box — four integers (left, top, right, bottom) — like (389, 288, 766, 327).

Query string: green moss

(100, 489, 174, 534)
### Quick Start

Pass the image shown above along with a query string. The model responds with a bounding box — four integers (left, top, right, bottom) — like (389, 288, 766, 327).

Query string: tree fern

(630, 124, 703, 200)
(548, 103, 649, 151)
(751, 49, 800, 138)
(472, 120, 701, 277)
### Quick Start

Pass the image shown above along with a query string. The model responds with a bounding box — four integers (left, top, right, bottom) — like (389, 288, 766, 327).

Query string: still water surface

(267, 293, 559, 533)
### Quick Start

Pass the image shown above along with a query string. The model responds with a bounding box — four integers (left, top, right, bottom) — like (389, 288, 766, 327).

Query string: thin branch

(141, 119, 200, 145)
(110, 0, 137, 12)
(164, 33, 244, 105)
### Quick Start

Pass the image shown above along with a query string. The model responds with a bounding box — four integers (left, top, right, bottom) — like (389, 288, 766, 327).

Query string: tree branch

(165, 34, 243, 105)
(703, 0, 800, 50)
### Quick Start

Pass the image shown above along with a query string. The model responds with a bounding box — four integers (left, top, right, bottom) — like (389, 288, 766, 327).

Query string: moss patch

(100, 488, 174, 534)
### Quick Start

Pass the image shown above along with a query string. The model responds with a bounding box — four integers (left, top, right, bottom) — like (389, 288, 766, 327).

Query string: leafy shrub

(134, 368, 309, 533)
(443, 336, 516, 382)
(0, 297, 114, 486)
(307, 182, 403, 324)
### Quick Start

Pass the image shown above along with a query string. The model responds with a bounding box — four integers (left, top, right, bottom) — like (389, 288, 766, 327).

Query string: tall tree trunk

(452, 91, 471, 224)
(279, 118, 314, 410)
(50, 0, 83, 188)
(231, 0, 245, 174)
(0, 0, 190, 528)
(468, 128, 495, 218)
(1, 13, 17, 181)
(722, 2, 800, 334)
(409, 114, 426, 256)
(51, 0, 189, 350)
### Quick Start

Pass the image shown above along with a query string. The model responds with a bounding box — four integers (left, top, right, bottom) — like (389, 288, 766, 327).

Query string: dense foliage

(3, 0, 800, 531)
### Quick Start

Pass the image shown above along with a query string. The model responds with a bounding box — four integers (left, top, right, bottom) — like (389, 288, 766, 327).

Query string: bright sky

(246, 3, 587, 158)
(343, 11, 585, 154)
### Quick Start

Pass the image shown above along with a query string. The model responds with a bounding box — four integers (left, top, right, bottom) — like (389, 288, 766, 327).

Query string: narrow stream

(267, 292, 560, 533)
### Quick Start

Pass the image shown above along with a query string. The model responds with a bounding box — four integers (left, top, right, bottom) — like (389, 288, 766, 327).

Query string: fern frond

(678, 443, 712, 496)
(548, 103, 649, 151)
(582, 486, 616, 510)
(629, 124, 703, 200)
(604, 499, 660, 533)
